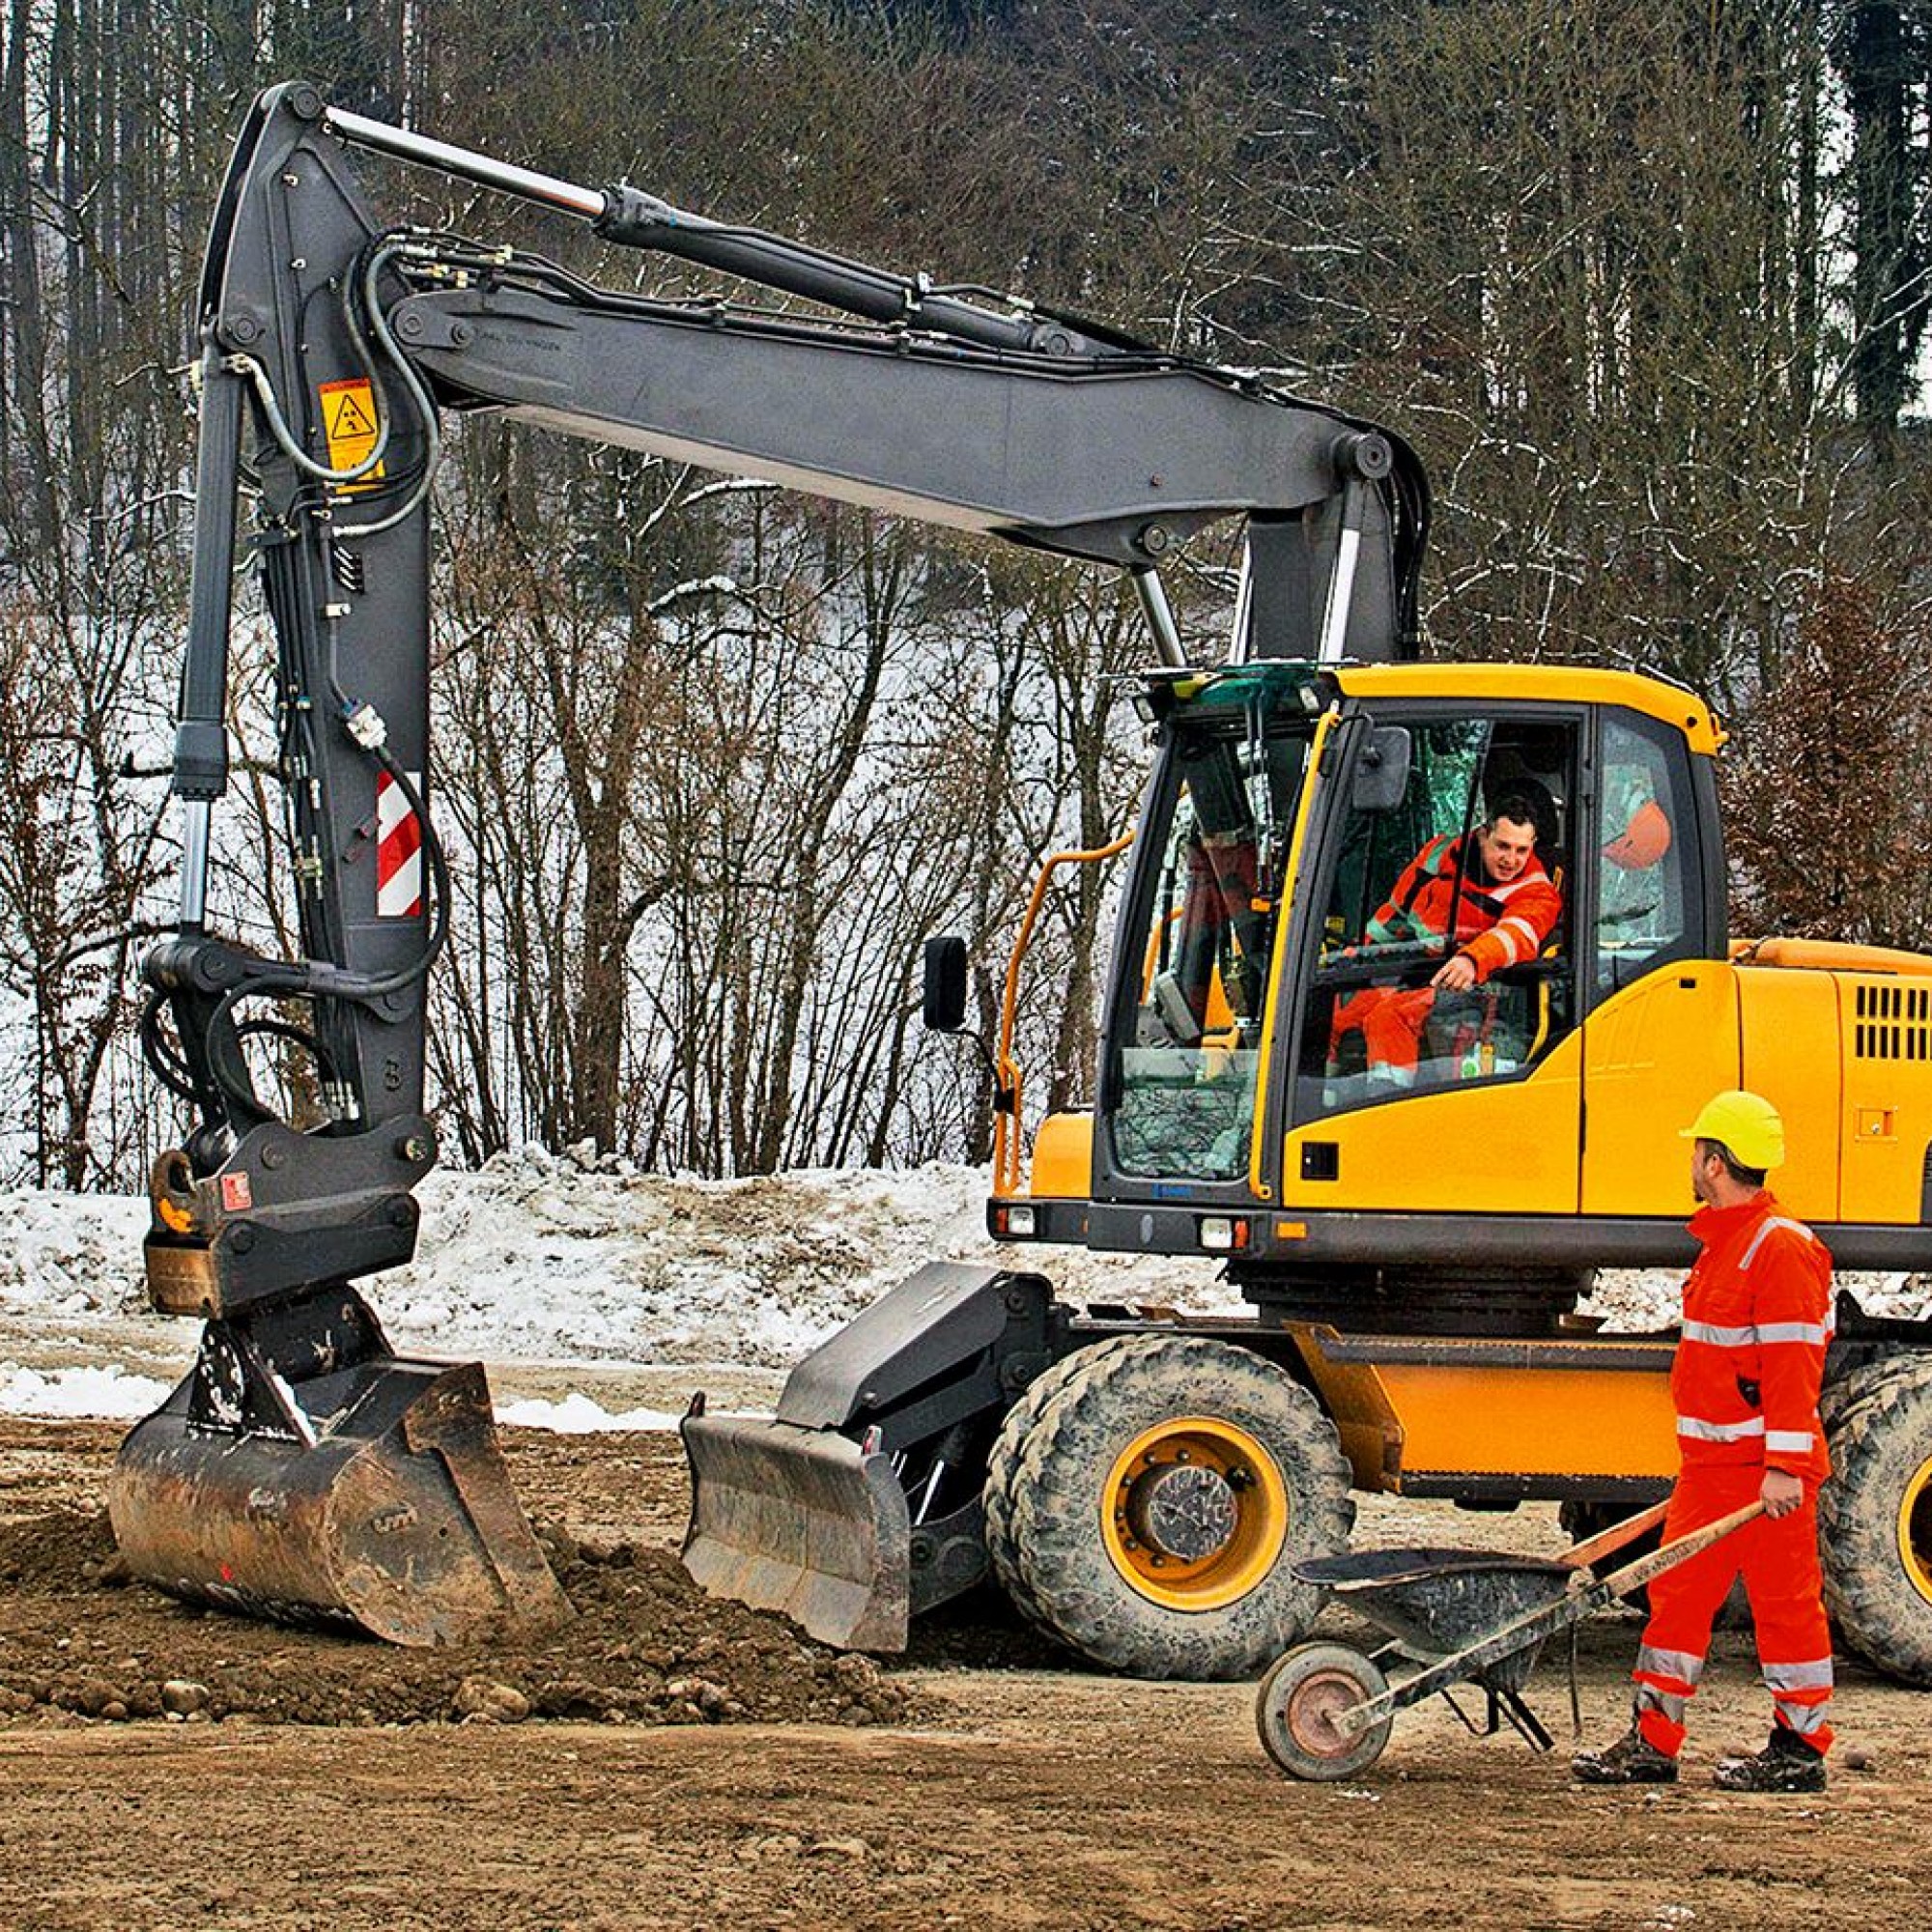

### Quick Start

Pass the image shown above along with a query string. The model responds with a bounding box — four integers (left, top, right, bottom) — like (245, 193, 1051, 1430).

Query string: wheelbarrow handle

(1596, 1501, 1765, 1599)
(1557, 1498, 1670, 1570)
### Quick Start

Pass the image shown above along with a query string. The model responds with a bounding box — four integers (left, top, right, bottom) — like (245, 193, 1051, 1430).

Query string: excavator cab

(1015, 664, 1727, 1271)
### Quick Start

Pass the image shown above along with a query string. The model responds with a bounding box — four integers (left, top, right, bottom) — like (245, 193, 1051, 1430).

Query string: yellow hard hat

(1680, 1090, 1785, 1171)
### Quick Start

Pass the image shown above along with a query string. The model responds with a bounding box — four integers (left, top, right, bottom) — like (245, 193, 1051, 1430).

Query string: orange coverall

(1329, 832, 1562, 1078)
(1633, 1193, 1836, 1758)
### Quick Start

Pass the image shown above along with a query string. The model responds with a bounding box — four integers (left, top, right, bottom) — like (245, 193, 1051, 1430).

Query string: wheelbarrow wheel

(1255, 1640, 1392, 1781)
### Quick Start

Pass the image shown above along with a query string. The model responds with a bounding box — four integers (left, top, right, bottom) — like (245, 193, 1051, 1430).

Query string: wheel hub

(1286, 1666, 1368, 1755)
(1100, 1413, 1291, 1612)
(1126, 1463, 1237, 1563)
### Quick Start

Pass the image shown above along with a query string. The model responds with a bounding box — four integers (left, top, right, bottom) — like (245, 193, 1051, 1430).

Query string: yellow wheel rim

(1100, 1414, 1290, 1611)
(1898, 1454, 1932, 1605)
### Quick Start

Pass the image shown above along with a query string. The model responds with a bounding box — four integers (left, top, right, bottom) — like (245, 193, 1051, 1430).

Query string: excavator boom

(114, 80, 1426, 1644)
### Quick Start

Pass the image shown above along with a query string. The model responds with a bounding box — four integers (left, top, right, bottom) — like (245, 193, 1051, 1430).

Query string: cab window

(1595, 711, 1696, 993)
(1294, 713, 1578, 1119)
(1112, 696, 1316, 1180)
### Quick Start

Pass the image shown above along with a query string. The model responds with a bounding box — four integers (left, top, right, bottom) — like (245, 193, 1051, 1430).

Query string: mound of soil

(0, 1505, 929, 1731)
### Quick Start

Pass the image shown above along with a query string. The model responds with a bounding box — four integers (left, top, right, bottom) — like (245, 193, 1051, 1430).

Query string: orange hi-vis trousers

(1632, 1465, 1833, 1757)
(1327, 985, 1437, 1080)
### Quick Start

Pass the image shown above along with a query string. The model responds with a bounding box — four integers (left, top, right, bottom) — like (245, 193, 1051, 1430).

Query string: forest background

(4, 0, 1932, 1194)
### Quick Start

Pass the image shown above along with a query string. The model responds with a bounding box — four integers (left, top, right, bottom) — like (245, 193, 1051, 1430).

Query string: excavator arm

(111, 80, 1428, 1644)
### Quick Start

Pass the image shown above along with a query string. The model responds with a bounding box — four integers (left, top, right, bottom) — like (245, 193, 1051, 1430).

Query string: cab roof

(1141, 659, 1724, 756)
(1330, 662, 1724, 755)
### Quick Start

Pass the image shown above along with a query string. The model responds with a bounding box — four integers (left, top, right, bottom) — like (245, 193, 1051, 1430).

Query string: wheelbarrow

(1255, 1499, 1763, 1781)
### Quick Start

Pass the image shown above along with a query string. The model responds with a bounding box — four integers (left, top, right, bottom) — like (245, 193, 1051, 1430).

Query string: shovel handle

(1557, 1497, 1671, 1570)
(1598, 1500, 1765, 1599)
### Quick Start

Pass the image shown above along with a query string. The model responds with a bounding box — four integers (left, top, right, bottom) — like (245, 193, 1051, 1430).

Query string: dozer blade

(681, 1406, 911, 1652)
(108, 1292, 572, 1646)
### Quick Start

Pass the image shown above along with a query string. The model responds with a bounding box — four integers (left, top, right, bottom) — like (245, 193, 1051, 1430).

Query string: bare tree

(1723, 575, 1932, 950)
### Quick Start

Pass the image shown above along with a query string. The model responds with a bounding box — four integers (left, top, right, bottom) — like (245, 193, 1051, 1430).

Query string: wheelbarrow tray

(1295, 1547, 1577, 1662)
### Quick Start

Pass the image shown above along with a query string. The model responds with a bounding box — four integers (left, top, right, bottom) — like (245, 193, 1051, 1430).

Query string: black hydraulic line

(590, 185, 1125, 359)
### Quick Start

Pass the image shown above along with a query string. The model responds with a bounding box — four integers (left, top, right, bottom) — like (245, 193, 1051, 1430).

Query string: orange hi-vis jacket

(1672, 1192, 1833, 1484)
(1363, 834, 1562, 981)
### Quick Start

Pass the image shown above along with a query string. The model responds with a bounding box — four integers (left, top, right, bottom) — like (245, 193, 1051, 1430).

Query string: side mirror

(1350, 724, 1411, 813)
(922, 935, 970, 1033)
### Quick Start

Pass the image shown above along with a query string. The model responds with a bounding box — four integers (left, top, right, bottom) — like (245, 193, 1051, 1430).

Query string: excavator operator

(1328, 791, 1563, 1087)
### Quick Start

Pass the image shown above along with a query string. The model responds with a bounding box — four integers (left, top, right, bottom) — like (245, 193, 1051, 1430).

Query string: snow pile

(0, 1188, 149, 1320)
(381, 1148, 1230, 1370)
(494, 1392, 685, 1434)
(0, 1153, 1229, 1423)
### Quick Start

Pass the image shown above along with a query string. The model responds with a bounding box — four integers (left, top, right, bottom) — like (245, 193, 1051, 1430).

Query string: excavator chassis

(110, 1282, 572, 1645)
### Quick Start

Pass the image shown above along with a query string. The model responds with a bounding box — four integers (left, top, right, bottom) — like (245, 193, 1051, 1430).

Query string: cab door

(1273, 703, 1584, 1215)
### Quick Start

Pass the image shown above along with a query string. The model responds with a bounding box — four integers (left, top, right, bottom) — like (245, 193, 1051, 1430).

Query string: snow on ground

(0, 1151, 1229, 1426)
(1, 1150, 1926, 1427)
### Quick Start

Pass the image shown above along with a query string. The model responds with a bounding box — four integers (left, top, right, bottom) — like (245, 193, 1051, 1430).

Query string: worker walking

(1573, 1090, 1836, 1794)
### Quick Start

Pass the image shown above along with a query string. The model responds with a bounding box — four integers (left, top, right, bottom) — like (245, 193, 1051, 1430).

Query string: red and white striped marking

(376, 771, 423, 918)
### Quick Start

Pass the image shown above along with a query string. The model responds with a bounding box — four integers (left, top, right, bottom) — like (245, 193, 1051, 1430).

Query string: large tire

(1819, 1350, 1923, 1438)
(983, 1337, 1139, 1631)
(985, 1335, 1354, 1680)
(1820, 1354, 1932, 1685)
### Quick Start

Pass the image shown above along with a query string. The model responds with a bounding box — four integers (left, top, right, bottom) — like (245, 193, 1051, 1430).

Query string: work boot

(1571, 1728, 1679, 1785)
(1711, 1729, 1827, 1794)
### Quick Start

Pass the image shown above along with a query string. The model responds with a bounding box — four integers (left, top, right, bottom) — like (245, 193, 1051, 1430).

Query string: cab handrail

(995, 831, 1137, 1196)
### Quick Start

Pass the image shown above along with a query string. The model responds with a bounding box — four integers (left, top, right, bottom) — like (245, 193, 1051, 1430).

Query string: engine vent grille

(1853, 981, 1932, 1062)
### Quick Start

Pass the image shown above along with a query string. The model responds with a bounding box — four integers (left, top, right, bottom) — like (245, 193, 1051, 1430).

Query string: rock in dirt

(455, 1679, 531, 1723)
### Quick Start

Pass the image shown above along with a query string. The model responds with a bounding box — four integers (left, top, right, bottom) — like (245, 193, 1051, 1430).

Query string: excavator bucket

(108, 1291, 572, 1646)
(680, 1404, 912, 1652)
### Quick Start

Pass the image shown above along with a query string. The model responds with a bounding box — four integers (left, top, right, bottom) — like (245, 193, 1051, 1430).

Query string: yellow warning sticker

(319, 378, 384, 490)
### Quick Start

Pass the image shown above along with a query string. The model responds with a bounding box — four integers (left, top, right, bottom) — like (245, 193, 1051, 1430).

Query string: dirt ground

(3, 1418, 1927, 1931)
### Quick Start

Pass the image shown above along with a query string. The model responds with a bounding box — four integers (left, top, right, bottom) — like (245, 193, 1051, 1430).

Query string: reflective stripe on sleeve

(1755, 1320, 1833, 1345)
(1676, 1413, 1766, 1442)
(1680, 1319, 1833, 1349)
(1765, 1429, 1816, 1455)
(1495, 916, 1539, 960)
(1682, 1321, 1757, 1348)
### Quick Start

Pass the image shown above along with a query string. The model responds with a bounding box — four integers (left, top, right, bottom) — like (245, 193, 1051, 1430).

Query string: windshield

(1110, 673, 1320, 1181)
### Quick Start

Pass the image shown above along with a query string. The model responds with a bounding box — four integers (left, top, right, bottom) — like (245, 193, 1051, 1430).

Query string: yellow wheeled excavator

(116, 84, 1932, 1688)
